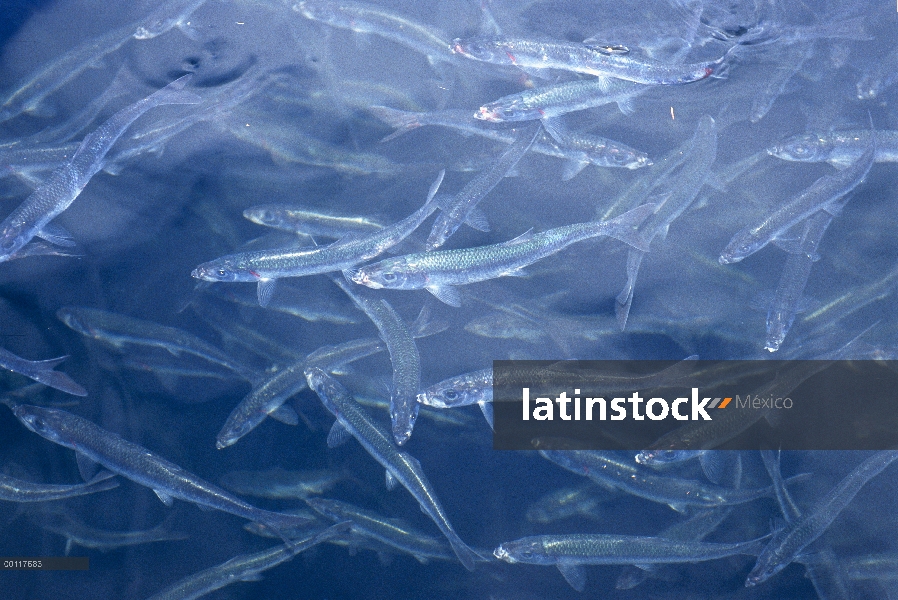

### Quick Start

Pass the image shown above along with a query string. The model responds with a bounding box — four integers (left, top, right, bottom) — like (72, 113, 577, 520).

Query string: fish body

(369, 106, 650, 171)
(350, 203, 656, 304)
(721, 139, 874, 264)
(426, 121, 541, 250)
(0, 75, 200, 262)
(768, 130, 898, 167)
(11, 404, 314, 536)
(0, 471, 117, 502)
(304, 368, 479, 570)
(747, 450, 898, 586)
(191, 171, 444, 285)
(57, 306, 258, 383)
(243, 205, 384, 238)
(476, 78, 645, 122)
(452, 37, 730, 85)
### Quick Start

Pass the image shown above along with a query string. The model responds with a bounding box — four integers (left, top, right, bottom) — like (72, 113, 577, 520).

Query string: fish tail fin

(368, 106, 423, 142)
(600, 203, 657, 252)
(27, 357, 88, 397)
(447, 534, 480, 571)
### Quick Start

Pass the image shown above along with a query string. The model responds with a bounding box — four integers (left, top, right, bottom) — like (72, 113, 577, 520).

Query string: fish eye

(611, 152, 629, 164)
(444, 390, 458, 400)
(382, 272, 397, 282)
(218, 269, 227, 277)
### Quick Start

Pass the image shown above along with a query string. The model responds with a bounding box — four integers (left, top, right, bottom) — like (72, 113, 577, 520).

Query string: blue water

(0, 0, 896, 598)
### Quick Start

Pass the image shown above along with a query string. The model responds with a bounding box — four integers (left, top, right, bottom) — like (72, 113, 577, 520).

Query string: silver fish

(0, 75, 200, 262)
(720, 136, 874, 264)
(349, 203, 656, 307)
(57, 306, 259, 383)
(304, 367, 479, 570)
(11, 404, 315, 538)
(146, 523, 349, 600)
(747, 450, 898, 586)
(191, 170, 445, 306)
(330, 277, 421, 446)
(0, 471, 117, 503)
(451, 37, 733, 85)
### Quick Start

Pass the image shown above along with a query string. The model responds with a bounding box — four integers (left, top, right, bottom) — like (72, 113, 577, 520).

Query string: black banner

(492, 360, 898, 451)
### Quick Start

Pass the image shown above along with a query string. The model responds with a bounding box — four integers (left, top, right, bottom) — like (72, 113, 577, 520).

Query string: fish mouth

(493, 546, 515, 563)
(348, 269, 380, 288)
(473, 106, 501, 122)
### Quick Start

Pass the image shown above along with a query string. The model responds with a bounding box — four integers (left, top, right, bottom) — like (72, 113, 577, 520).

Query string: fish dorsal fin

(327, 421, 352, 448)
(499, 228, 535, 247)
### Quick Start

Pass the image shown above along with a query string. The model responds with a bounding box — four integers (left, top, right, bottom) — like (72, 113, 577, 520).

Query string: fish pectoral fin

(667, 502, 688, 513)
(37, 223, 77, 247)
(269, 404, 300, 426)
(561, 158, 590, 181)
(64, 538, 74, 556)
(385, 470, 399, 491)
(239, 573, 264, 583)
(412, 554, 430, 564)
(153, 489, 175, 506)
(25, 100, 56, 118)
(699, 451, 727, 485)
(76, 453, 100, 482)
(540, 117, 568, 145)
(257, 279, 277, 307)
(463, 207, 491, 232)
(557, 563, 587, 592)
(478, 401, 494, 430)
(326, 421, 352, 448)
(425, 285, 462, 307)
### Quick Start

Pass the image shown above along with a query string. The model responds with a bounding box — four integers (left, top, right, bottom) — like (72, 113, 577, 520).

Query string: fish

(720, 135, 875, 264)
(145, 522, 350, 600)
(747, 450, 898, 586)
(294, 0, 455, 65)
(349, 203, 657, 306)
(215, 360, 308, 449)
(768, 129, 898, 167)
(220, 468, 346, 500)
(426, 121, 541, 250)
(0, 23, 137, 123)
(525, 482, 615, 524)
(243, 205, 385, 238)
(34, 510, 188, 555)
(615, 115, 718, 330)
(475, 77, 646, 122)
(416, 368, 493, 428)
(305, 496, 456, 563)
(0, 471, 118, 503)
(764, 209, 837, 352)
(451, 36, 733, 85)
(539, 449, 802, 512)
(304, 367, 480, 570)
(368, 105, 651, 174)
(0, 75, 201, 262)
(0, 347, 86, 396)
(191, 170, 445, 306)
(57, 306, 259, 383)
(494, 532, 767, 591)
(329, 277, 421, 446)
(10, 403, 316, 538)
